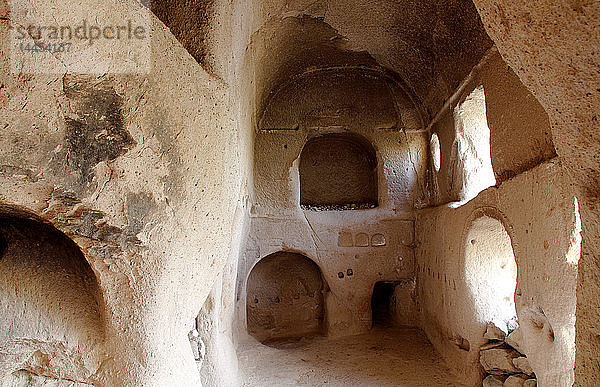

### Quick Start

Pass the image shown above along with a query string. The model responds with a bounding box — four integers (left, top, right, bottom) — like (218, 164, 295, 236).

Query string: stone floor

(238, 327, 465, 386)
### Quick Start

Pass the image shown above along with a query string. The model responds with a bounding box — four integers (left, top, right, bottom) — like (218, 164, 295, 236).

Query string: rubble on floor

(300, 202, 377, 211)
(480, 322, 537, 387)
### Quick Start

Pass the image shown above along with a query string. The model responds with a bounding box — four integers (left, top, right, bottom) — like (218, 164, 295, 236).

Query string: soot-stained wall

(0, 3, 249, 384)
(3, 0, 597, 385)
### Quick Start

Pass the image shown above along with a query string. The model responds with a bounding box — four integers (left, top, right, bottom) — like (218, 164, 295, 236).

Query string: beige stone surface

(505, 327, 526, 355)
(417, 161, 579, 385)
(504, 374, 530, 387)
(480, 348, 521, 375)
(238, 328, 465, 386)
(417, 45, 579, 385)
(0, 0, 249, 384)
(484, 375, 506, 387)
(0, 0, 597, 385)
(484, 322, 507, 341)
(513, 357, 534, 376)
(246, 252, 325, 342)
(468, 1, 600, 385)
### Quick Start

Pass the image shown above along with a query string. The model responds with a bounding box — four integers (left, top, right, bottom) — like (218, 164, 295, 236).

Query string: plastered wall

(417, 162, 578, 386)
(464, 5, 600, 380)
(242, 213, 418, 337)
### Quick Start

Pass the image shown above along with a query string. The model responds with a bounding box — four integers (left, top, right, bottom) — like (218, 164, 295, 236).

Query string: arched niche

(0, 206, 104, 345)
(299, 133, 378, 210)
(464, 215, 517, 331)
(259, 68, 425, 133)
(246, 251, 325, 344)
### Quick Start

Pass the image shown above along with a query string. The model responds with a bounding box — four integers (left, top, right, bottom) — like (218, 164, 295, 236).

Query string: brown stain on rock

(124, 192, 157, 237)
(581, 168, 600, 207)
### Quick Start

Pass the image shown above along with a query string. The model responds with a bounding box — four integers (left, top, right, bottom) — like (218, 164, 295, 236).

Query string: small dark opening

(371, 281, 397, 327)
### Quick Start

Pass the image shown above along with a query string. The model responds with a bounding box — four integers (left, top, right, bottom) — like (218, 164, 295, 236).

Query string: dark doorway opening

(371, 281, 398, 328)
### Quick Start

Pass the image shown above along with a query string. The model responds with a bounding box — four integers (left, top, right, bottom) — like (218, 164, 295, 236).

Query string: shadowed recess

(247, 251, 325, 344)
(300, 133, 378, 209)
(0, 209, 105, 345)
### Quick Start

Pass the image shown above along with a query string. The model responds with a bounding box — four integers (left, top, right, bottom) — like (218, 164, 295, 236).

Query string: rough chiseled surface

(469, 1, 600, 384)
(0, 1, 248, 384)
(0, 0, 598, 385)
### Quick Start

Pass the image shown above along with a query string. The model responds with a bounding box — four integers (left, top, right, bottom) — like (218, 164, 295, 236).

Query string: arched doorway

(246, 251, 325, 343)
(371, 281, 399, 327)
